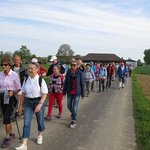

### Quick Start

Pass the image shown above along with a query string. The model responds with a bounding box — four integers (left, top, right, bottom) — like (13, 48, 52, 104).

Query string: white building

(126, 59, 137, 69)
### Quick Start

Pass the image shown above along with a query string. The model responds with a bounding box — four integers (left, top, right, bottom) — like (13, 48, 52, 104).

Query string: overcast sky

(0, 0, 150, 61)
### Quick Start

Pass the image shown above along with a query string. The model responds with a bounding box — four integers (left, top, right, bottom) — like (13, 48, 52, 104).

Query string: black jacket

(12, 64, 28, 86)
(46, 61, 65, 76)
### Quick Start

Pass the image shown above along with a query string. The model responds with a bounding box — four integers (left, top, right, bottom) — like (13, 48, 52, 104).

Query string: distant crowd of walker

(0, 53, 132, 150)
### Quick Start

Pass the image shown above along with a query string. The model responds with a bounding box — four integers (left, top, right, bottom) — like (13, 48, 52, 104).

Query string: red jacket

(38, 66, 46, 76)
(107, 66, 114, 76)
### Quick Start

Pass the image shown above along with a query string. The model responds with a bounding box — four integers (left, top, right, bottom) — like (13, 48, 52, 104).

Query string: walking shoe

(15, 144, 27, 150)
(70, 121, 76, 129)
(1, 138, 11, 148)
(44, 116, 51, 121)
(54, 104, 58, 108)
(57, 114, 62, 118)
(10, 133, 15, 139)
(37, 135, 43, 145)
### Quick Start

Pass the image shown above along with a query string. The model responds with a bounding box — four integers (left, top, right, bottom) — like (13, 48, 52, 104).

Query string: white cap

(50, 56, 57, 62)
(31, 58, 38, 63)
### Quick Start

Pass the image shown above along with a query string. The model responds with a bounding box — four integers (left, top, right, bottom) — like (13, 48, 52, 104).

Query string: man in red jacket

(106, 63, 114, 88)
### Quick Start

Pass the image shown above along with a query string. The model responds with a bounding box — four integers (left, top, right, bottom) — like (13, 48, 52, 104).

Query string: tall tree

(47, 55, 52, 62)
(14, 45, 35, 63)
(144, 49, 150, 65)
(56, 44, 75, 56)
(0, 51, 4, 59)
(137, 59, 142, 66)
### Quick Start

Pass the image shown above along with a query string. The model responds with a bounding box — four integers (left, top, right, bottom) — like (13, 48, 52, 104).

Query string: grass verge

(132, 74, 150, 150)
(133, 66, 150, 75)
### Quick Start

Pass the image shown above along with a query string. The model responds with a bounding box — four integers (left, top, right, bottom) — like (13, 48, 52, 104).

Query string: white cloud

(0, 0, 150, 61)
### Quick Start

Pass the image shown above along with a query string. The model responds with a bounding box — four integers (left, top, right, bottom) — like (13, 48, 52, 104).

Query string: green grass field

(132, 66, 150, 150)
(133, 66, 150, 75)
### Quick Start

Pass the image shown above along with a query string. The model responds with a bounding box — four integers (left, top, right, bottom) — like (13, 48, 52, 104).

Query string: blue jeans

(67, 94, 80, 121)
(22, 97, 45, 138)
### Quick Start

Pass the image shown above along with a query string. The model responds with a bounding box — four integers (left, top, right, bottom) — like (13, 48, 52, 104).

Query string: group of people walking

(0, 52, 131, 150)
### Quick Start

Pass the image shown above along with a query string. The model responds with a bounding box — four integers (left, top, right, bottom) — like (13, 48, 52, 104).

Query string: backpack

(25, 76, 42, 87)
(98, 68, 106, 76)
(85, 69, 94, 80)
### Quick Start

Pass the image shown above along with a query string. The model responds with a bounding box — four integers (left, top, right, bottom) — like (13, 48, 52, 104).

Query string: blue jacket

(90, 65, 96, 73)
(97, 67, 107, 79)
(117, 66, 127, 77)
(63, 69, 85, 97)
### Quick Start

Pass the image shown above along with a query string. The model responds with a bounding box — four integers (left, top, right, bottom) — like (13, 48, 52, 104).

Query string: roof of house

(82, 53, 124, 62)
(126, 59, 137, 62)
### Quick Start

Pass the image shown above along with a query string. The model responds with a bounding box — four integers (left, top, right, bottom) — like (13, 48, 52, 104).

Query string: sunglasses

(71, 64, 76, 67)
(1, 64, 9, 67)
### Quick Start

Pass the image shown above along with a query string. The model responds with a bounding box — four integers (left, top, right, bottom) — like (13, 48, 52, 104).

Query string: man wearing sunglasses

(63, 60, 85, 129)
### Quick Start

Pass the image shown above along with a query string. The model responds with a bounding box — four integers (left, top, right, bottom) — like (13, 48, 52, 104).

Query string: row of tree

(14, 44, 77, 64)
(0, 44, 81, 64)
(0, 45, 150, 65)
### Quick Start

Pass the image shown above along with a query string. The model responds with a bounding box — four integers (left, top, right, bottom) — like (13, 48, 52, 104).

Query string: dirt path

(0, 78, 136, 150)
(136, 74, 150, 99)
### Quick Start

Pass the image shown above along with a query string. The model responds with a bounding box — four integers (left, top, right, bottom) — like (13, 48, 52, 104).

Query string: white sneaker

(70, 121, 76, 129)
(15, 144, 27, 150)
(37, 135, 43, 145)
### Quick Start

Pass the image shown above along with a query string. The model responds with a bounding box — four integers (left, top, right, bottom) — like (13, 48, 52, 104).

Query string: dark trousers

(91, 80, 94, 91)
(0, 94, 17, 124)
(99, 80, 105, 91)
(107, 75, 112, 88)
(129, 70, 132, 77)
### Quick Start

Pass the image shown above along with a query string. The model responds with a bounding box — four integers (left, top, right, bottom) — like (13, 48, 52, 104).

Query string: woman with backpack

(97, 64, 107, 92)
(15, 62, 48, 150)
(84, 63, 95, 97)
(45, 65, 64, 120)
